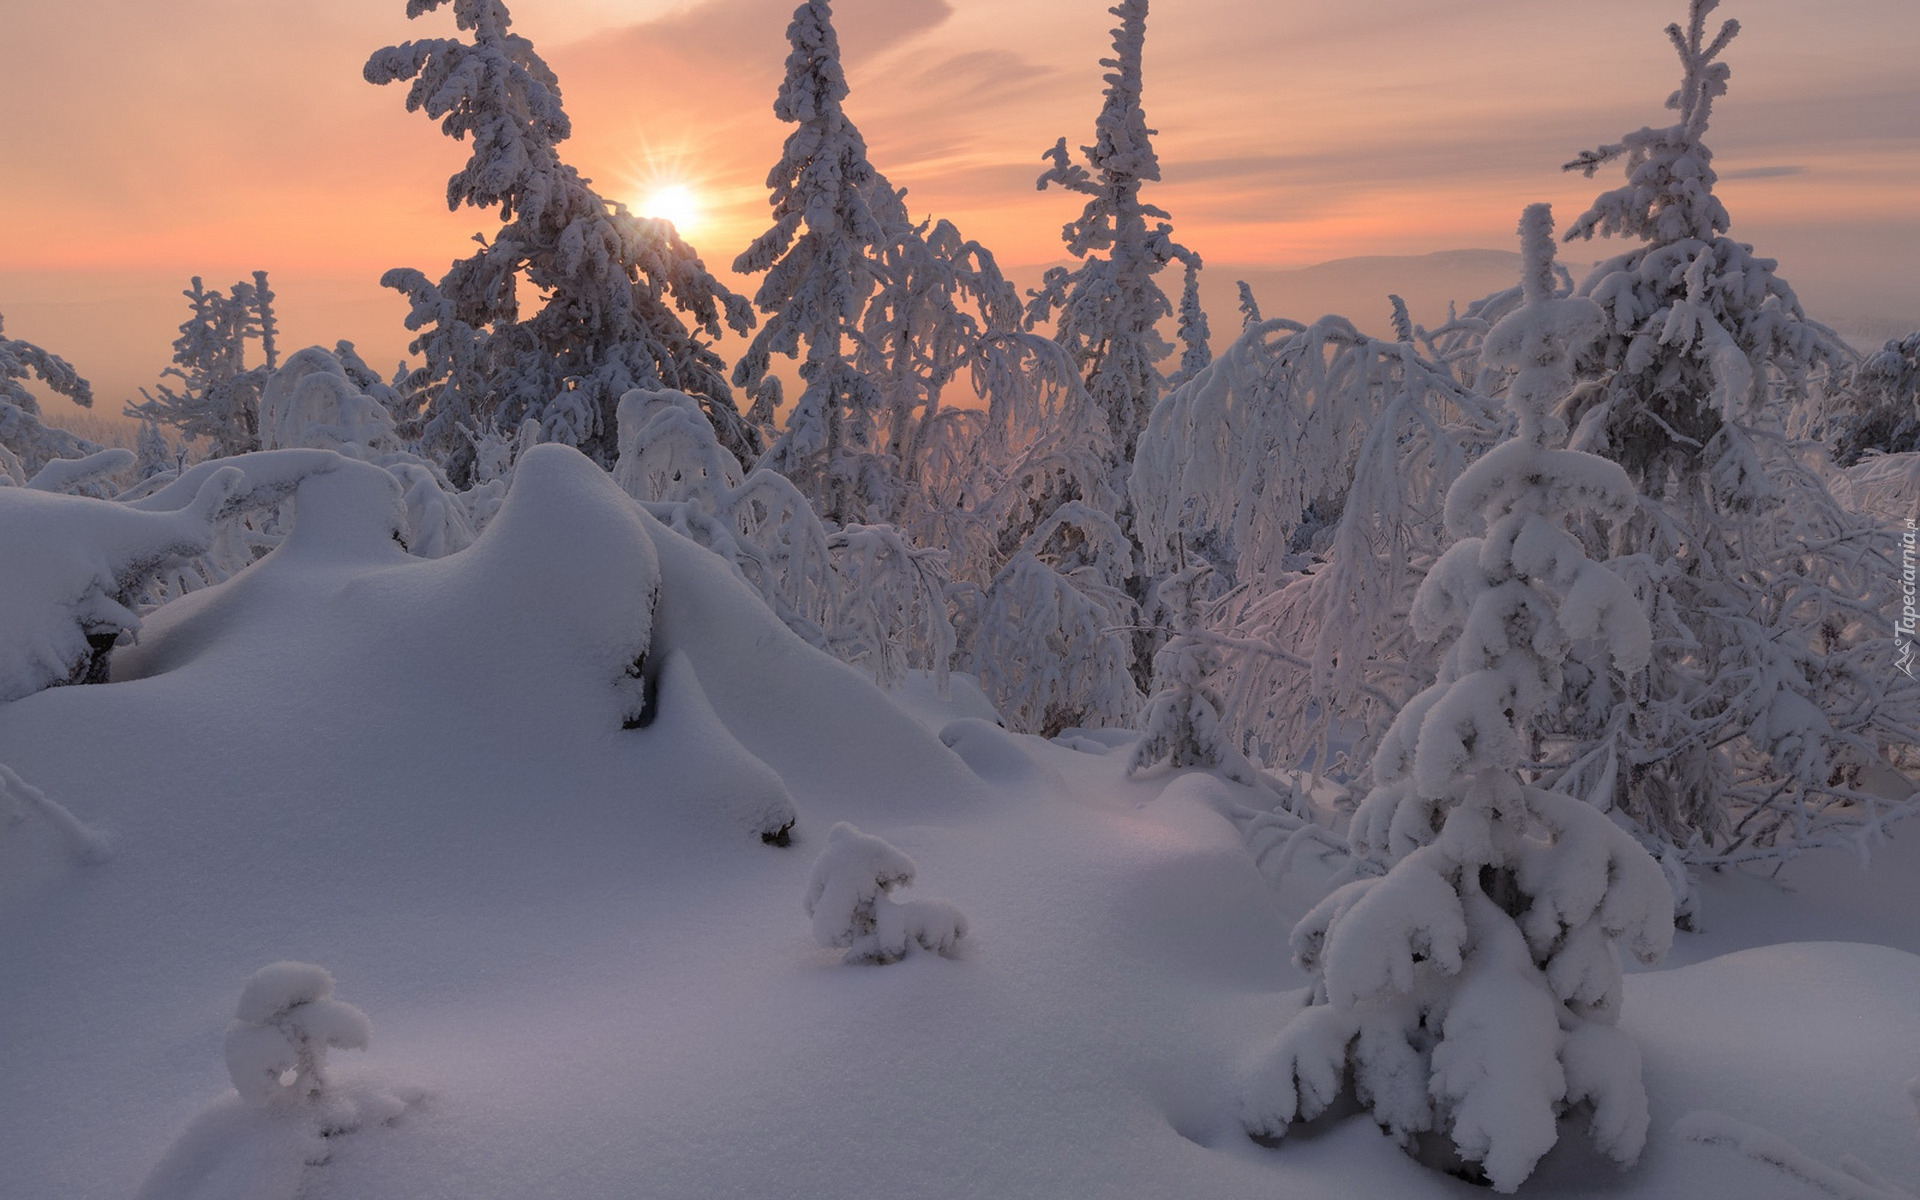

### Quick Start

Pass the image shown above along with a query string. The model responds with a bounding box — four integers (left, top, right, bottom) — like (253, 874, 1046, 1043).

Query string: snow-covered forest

(3, 1, 1917, 1196)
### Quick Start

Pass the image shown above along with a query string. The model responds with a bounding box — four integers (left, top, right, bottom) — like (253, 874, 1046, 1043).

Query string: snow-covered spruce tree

(733, 0, 913, 527)
(1168, 257, 1212, 390)
(1128, 562, 1254, 780)
(1027, 0, 1208, 708)
(1555, 0, 1916, 864)
(1561, 0, 1843, 491)
(1243, 207, 1673, 1193)
(1027, 0, 1198, 471)
(0, 313, 104, 478)
(804, 822, 966, 964)
(368, 0, 754, 484)
(133, 420, 178, 482)
(128, 273, 279, 458)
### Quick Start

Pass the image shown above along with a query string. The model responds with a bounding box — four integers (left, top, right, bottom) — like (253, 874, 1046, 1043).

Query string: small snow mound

(225, 962, 371, 1108)
(939, 718, 1068, 797)
(803, 822, 967, 964)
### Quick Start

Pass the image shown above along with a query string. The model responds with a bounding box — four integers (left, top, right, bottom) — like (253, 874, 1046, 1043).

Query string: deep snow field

(3, 446, 1916, 1200)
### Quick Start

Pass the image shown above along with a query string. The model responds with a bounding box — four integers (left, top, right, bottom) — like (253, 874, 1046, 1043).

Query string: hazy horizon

(3, 0, 1915, 420)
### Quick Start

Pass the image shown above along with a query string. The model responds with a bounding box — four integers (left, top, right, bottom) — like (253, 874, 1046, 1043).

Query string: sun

(635, 184, 702, 234)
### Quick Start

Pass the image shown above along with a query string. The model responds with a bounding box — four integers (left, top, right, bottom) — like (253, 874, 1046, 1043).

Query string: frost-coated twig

(0, 762, 111, 864)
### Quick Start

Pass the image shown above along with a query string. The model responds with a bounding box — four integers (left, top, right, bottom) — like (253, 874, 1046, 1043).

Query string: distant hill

(1208, 249, 1538, 339)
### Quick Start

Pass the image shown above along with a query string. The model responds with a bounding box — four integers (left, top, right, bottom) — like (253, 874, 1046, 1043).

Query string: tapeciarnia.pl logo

(1898, 516, 1917, 678)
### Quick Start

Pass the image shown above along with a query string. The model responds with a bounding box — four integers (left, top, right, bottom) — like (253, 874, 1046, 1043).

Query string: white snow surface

(2, 443, 1916, 1199)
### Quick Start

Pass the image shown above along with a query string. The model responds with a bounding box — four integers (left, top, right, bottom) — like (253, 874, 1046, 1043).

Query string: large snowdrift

(1, 445, 1913, 1200)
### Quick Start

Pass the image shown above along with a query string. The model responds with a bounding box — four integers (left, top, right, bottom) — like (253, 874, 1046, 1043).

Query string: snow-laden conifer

(133, 420, 177, 482)
(1027, 0, 1199, 469)
(733, 0, 912, 526)
(803, 823, 966, 964)
(1244, 208, 1673, 1193)
(0, 313, 104, 478)
(1128, 562, 1253, 781)
(128, 274, 279, 459)
(1834, 332, 1920, 465)
(1018, 0, 1206, 707)
(1554, 0, 1917, 866)
(368, 0, 754, 483)
(1562, 0, 1842, 483)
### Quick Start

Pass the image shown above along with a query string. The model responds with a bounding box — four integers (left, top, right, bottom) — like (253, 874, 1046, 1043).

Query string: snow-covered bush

(1243, 207, 1673, 1193)
(257, 345, 476, 558)
(258, 346, 401, 458)
(1130, 312, 1503, 772)
(1833, 332, 1920, 465)
(826, 523, 955, 690)
(804, 822, 966, 964)
(224, 962, 372, 1108)
(967, 501, 1143, 736)
(616, 387, 837, 649)
(0, 313, 104, 479)
(0, 463, 243, 700)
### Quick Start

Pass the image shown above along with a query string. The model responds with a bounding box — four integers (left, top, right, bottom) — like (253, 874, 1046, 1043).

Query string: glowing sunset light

(634, 183, 702, 234)
(0, 0, 1912, 416)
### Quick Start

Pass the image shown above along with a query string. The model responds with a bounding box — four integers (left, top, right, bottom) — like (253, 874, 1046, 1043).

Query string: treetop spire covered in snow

(733, 0, 912, 525)
(1560, 0, 1841, 486)
(1564, 0, 1737, 246)
(1028, 0, 1199, 467)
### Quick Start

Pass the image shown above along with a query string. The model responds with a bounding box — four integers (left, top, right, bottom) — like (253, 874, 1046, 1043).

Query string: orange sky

(3, 0, 1916, 416)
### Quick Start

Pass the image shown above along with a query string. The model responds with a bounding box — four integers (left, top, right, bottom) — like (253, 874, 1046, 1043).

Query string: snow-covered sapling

(1243, 207, 1673, 1193)
(224, 962, 372, 1108)
(804, 823, 966, 964)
